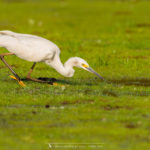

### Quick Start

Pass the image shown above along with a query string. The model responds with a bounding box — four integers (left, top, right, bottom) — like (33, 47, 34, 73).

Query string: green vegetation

(0, 0, 150, 149)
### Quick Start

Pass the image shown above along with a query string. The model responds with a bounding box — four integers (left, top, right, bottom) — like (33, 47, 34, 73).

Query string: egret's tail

(0, 30, 16, 48)
(0, 30, 15, 36)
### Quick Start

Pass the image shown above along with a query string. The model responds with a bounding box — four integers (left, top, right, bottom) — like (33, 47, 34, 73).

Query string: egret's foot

(53, 82, 58, 86)
(18, 81, 26, 87)
(9, 75, 18, 80)
(9, 75, 26, 87)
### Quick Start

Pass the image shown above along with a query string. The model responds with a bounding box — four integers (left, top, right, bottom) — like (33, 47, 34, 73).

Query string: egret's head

(72, 57, 104, 80)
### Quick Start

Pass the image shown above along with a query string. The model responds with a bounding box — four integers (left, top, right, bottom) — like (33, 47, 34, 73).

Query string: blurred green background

(0, 0, 150, 150)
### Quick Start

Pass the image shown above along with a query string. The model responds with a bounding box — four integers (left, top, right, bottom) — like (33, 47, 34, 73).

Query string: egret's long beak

(82, 64, 104, 80)
(86, 67, 104, 80)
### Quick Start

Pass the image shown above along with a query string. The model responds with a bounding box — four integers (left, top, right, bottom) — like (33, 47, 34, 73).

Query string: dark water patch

(21, 77, 54, 84)
(22, 77, 103, 86)
(22, 77, 69, 85)
(125, 123, 138, 129)
(108, 78, 150, 87)
(121, 91, 150, 97)
(56, 78, 100, 86)
(125, 29, 135, 34)
(103, 105, 121, 110)
(32, 110, 37, 114)
(0, 104, 50, 109)
(45, 104, 50, 108)
(103, 104, 132, 111)
(38, 77, 56, 82)
(142, 114, 150, 118)
(119, 56, 147, 59)
(136, 23, 150, 28)
(56, 77, 150, 87)
(102, 90, 118, 97)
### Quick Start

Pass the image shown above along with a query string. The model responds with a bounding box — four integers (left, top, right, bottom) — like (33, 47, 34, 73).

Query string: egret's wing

(0, 30, 61, 62)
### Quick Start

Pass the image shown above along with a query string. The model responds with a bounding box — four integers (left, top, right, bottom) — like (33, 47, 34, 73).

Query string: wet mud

(108, 78, 150, 87)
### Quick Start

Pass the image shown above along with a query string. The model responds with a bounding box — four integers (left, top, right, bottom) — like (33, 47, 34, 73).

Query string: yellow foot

(18, 81, 26, 87)
(9, 75, 26, 87)
(9, 75, 18, 81)
(53, 82, 58, 86)
(52, 82, 66, 88)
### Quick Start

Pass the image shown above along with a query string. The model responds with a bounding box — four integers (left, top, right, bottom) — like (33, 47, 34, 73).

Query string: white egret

(0, 30, 104, 87)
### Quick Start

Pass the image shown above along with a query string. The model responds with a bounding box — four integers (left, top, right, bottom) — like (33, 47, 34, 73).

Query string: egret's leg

(26, 62, 53, 84)
(27, 62, 36, 79)
(0, 53, 25, 87)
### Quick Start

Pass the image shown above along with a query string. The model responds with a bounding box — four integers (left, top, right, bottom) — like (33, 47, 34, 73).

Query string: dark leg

(0, 53, 25, 87)
(27, 62, 36, 79)
(26, 62, 53, 84)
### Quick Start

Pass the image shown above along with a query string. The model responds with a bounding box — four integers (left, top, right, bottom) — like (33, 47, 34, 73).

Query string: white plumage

(0, 30, 103, 84)
(0, 30, 59, 62)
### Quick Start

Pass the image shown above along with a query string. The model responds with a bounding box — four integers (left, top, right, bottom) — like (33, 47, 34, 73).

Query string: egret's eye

(82, 64, 88, 68)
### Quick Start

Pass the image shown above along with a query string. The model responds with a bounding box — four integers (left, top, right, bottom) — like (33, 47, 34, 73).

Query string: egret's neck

(45, 56, 75, 77)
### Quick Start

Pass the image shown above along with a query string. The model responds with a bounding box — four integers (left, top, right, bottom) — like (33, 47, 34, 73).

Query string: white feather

(0, 30, 90, 77)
